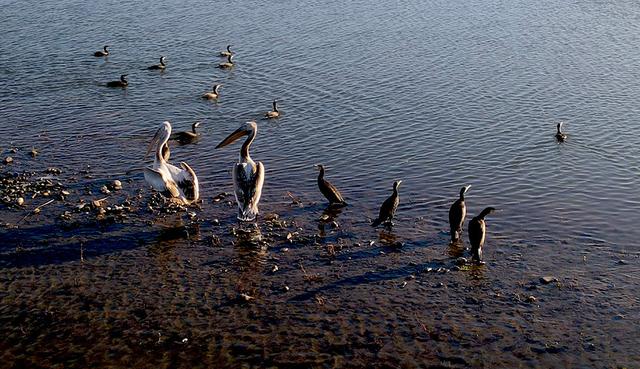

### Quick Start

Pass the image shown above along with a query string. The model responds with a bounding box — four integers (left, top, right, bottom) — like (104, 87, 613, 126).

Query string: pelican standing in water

(144, 121, 199, 205)
(171, 122, 201, 144)
(216, 121, 265, 221)
(265, 100, 280, 119)
(94, 45, 109, 57)
(468, 207, 496, 263)
(202, 84, 222, 100)
(219, 45, 233, 57)
(218, 54, 234, 69)
(315, 164, 346, 207)
(106, 74, 128, 88)
(371, 180, 402, 227)
(148, 56, 167, 70)
(555, 122, 567, 142)
(449, 185, 471, 242)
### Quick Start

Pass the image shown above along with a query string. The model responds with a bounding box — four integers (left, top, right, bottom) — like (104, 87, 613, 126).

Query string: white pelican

(144, 121, 199, 205)
(219, 45, 233, 57)
(265, 100, 280, 119)
(216, 121, 265, 221)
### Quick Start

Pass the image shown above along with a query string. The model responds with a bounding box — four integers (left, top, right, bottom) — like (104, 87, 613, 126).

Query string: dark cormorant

(315, 164, 346, 207)
(468, 207, 496, 263)
(449, 185, 471, 242)
(371, 180, 402, 227)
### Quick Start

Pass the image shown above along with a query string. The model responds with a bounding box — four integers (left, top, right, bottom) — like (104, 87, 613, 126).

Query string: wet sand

(0, 152, 637, 368)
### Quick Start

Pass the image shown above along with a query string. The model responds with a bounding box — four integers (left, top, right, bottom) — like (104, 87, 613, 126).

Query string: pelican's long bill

(145, 124, 168, 158)
(216, 127, 248, 149)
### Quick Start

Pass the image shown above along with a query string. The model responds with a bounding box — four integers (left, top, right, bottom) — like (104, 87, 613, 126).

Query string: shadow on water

(0, 220, 201, 269)
(288, 261, 447, 302)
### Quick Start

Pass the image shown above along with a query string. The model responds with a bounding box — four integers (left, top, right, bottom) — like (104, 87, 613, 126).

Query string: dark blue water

(1, 0, 639, 367)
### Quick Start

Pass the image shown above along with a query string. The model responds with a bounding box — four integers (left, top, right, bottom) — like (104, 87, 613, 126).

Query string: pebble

(540, 276, 558, 284)
(525, 295, 537, 303)
(3, 157, 13, 164)
(111, 180, 122, 191)
(100, 186, 110, 194)
(45, 167, 62, 175)
(16, 197, 24, 206)
(238, 293, 254, 302)
(454, 257, 468, 266)
(264, 213, 279, 221)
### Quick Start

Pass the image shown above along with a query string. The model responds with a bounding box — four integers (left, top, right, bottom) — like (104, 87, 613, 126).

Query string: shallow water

(1, 0, 639, 367)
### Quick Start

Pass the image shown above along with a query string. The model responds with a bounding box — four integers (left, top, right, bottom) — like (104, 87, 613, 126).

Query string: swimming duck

(220, 45, 233, 57)
(265, 100, 280, 119)
(171, 122, 201, 144)
(147, 56, 167, 70)
(202, 84, 222, 100)
(94, 45, 109, 57)
(106, 74, 128, 88)
(218, 54, 234, 69)
(555, 122, 567, 142)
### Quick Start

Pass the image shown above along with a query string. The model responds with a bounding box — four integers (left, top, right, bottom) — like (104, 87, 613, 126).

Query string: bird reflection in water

(317, 205, 344, 237)
(231, 226, 267, 297)
(147, 223, 201, 263)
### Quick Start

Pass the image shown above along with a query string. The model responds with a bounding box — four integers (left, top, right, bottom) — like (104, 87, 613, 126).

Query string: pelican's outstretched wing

(232, 161, 265, 221)
(144, 167, 180, 198)
(177, 162, 199, 203)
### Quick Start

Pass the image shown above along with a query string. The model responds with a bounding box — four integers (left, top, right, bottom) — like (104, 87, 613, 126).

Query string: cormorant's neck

(192, 124, 198, 134)
(318, 167, 325, 180)
(273, 101, 278, 112)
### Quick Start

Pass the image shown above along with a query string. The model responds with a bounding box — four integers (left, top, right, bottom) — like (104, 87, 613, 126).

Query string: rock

(455, 257, 468, 266)
(100, 185, 110, 194)
(330, 221, 340, 228)
(238, 293, 254, 302)
(465, 297, 480, 305)
(212, 219, 220, 226)
(30, 149, 38, 157)
(617, 259, 628, 265)
(271, 265, 279, 273)
(61, 190, 70, 196)
(45, 167, 62, 175)
(16, 197, 24, 206)
(111, 180, 122, 191)
(525, 295, 537, 303)
(283, 285, 290, 291)
(3, 157, 13, 164)
(264, 213, 279, 222)
(450, 266, 460, 272)
(91, 199, 104, 209)
(540, 276, 558, 284)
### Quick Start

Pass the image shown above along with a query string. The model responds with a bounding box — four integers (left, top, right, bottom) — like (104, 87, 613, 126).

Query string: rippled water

(1, 0, 639, 367)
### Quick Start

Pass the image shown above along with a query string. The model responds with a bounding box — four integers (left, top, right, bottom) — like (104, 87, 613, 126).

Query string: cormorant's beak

(216, 127, 247, 149)
(396, 180, 403, 187)
(314, 164, 321, 170)
(463, 185, 471, 194)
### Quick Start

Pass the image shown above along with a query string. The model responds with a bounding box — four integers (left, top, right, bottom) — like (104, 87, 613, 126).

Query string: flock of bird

(94, 44, 570, 264)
